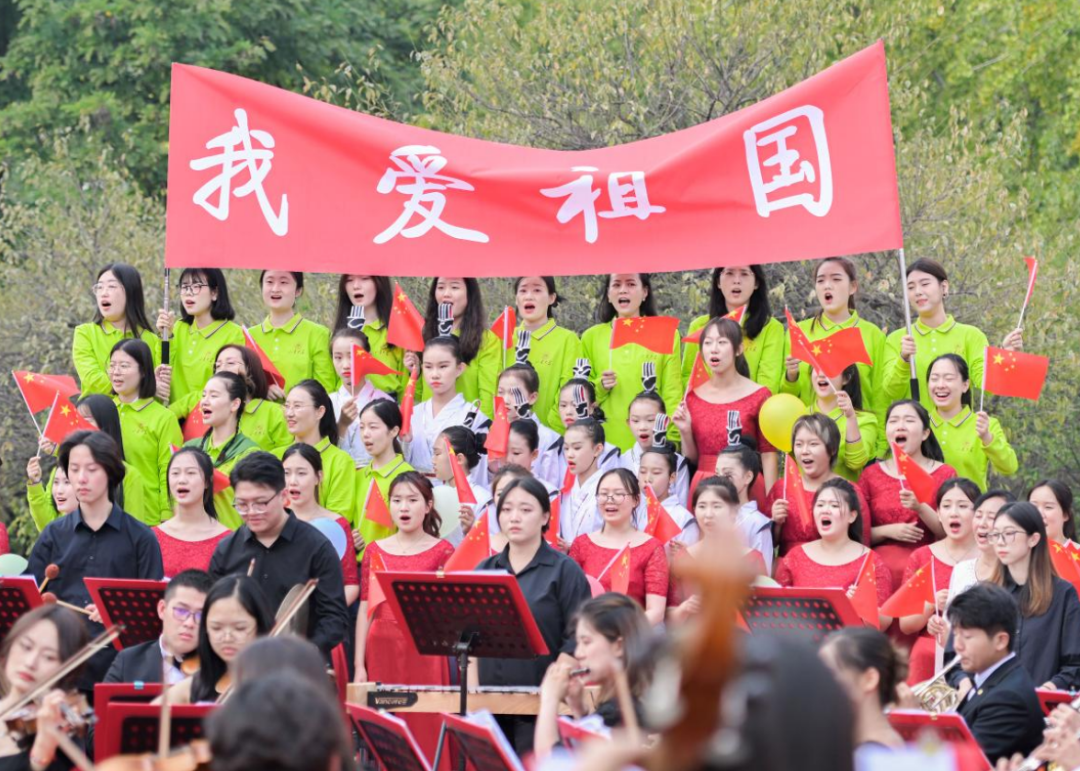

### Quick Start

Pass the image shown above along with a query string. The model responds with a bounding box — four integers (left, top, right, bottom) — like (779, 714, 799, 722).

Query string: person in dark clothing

(948, 582, 1045, 764)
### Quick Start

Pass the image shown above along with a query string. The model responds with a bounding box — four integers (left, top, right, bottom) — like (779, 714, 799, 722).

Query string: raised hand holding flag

(891, 443, 937, 506)
(13, 371, 79, 415)
(848, 552, 880, 627)
(981, 346, 1049, 402)
(643, 485, 683, 544)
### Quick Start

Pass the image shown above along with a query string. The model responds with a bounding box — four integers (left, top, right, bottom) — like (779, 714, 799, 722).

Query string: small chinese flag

(848, 553, 880, 626)
(685, 354, 710, 395)
(544, 497, 561, 548)
(560, 466, 576, 497)
(982, 346, 1049, 401)
(399, 371, 418, 435)
(1023, 256, 1039, 309)
(387, 283, 426, 352)
(182, 404, 207, 442)
(444, 514, 491, 572)
(785, 308, 828, 375)
(350, 345, 403, 390)
(446, 438, 477, 505)
(608, 545, 633, 595)
(783, 455, 813, 529)
(610, 316, 680, 355)
(13, 370, 79, 414)
(808, 327, 872, 378)
(881, 564, 934, 617)
(643, 485, 683, 544)
(1049, 542, 1080, 591)
(363, 483, 394, 529)
(891, 443, 937, 506)
(484, 397, 510, 458)
(42, 394, 97, 445)
(243, 328, 286, 389)
(490, 307, 517, 350)
(681, 306, 745, 344)
(585, 574, 605, 597)
(366, 549, 388, 618)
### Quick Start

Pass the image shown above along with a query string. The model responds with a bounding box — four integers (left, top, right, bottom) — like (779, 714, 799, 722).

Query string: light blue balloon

(0, 554, 29, 577)
(310, 518, 347, 560)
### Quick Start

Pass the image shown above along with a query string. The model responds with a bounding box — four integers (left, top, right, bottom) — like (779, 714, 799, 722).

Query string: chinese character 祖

(744, 105, 832, 218)
(189, 108, 288, 237)
(373, 145, 488, 244)
(541, 167, 665, 244)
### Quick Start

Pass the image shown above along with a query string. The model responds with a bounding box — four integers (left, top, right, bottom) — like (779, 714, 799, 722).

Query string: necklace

(392, 532, 429, 556)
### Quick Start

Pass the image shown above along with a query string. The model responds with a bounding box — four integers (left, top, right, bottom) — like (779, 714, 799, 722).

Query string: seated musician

(996, 702, 1080, 770)
(208, 452, 348, 655)
(206, 672, 354, 771)
(534, 592, 653, 758)
(474, 476, 592, 756)
(164, 575, 272, 705)
(948, 582, 1044, 764)
(0, 606, 89, 771)
(103, 569, 211, 685)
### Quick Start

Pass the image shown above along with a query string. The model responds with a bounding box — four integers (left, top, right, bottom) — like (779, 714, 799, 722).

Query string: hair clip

(572, 358, 591, 379)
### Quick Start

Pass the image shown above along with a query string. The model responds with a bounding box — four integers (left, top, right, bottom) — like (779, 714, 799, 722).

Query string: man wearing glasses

(209, 452, 348, 655)
(104, 569, 213, 684)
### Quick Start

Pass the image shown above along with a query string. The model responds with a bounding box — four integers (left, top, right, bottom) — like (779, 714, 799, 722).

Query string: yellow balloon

(759, 393, 808, 453)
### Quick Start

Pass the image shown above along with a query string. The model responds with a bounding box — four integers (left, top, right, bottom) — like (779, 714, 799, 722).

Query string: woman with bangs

(332, 274, 405, 396)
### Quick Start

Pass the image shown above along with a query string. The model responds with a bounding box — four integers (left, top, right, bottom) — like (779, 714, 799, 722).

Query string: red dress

(764, 476, 871, 557)
(568, 535, 669, 609)
(902, 546, 955, 685)
(362, 539, 456, 769)
(858, 462, 957, 589)
(668, 547, 765, 607)
(775, 544, 893, 609)
(330, 516, 360, 589)
(153, 528, 230, 577)
(686, 387, 775, 506)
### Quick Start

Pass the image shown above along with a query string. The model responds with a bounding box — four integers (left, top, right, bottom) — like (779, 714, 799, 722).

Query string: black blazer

(956, 656, 1045, 764)
(102, 639, 166, 685)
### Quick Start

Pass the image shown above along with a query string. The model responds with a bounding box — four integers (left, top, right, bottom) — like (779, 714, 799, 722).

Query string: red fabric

(484, 397, 510, 458)
(682, 308, 744, 344)
(785, 307, 827, 374)
(764, 475, 871, 556)
(399, 372, 418, 434)
(983, 346, 1049, 401)
(900, 546, 954, 684)
(351, 346, 402, 386)
(362, 484, 393, 530)
(42, 394, 97, 444)
(446, 439, 477, 505)
(775, 545, 892, 608)
(686, 386, 775, 506)
(1023, 256, 1038, 308)
(444, 514, 490, 572)
(388, 284, 426, 352)
(643, 486, 683, 543)
(848, 553, 881, 626)
(153, 528, 230, 578)
(892, 444, 938, 506)
(333, 516, 360, 587)
(568, 536, 669, 609)
(242, 328, 286, 389)
(668, 547, 766, 608)
(858, 462, 956, 589)
(165, 44, 903, 277)
(13, 371, 79, 414)
(610, 316, 680, 355)
(361, 540, 455, 771)
(181, 404, 206, 442)
(490, 307, 516, 349)
(0, 523, 11, 557)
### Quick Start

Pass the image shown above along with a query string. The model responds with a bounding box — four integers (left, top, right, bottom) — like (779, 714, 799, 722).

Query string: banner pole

(898, 249, 919, 401)
(979, 346, 987, 413)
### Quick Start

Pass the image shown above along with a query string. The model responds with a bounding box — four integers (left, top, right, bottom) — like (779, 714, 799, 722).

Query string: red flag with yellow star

(1049, 541, 1080, 591)
(807, 327, 871, 377)
(362, 482, 394, 529)
(891, 443, 938, 507)
(783, 455, 813, 530)
(444, 514, 492, 572)
(643, 485, 683, 544)
(366, 548, 388, 618)
(182, 404, 207, 442)
(596, 544, 633, 595)
(387, 283, 426, 352)
(13, 370, 79, 414)
(982, 346, 1049, 401)
(681, 306, 745, 344)
(881, 564, 934, 617)
(490, 306, 516, 350)
(350, 345, 403, 390)
(685, 354, 710, 395)
(42, 394, 97, 444)
(399, 371, 418, 435)
(484, 397, 510, 458)
(610, 316, 679, 355)
(848, 552, 879, 626)
(785, 308, 828, 374)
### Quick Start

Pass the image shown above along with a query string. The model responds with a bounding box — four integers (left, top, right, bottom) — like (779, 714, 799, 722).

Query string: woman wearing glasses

(73, 263, 160, 396)
(568, 468, 669, 626)
(951, 501, 1080, 692)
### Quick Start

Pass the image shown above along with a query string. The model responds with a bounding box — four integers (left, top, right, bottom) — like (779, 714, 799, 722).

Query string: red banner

(166, 42, 901, 277)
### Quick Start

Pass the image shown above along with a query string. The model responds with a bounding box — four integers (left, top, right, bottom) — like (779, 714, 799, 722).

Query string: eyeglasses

(171, 606, 202, 625)
(233, 493, 280, 515)
(92, 282, 121, 295)
(597, 492, 629, 503)
(107, 363, 136, 373)
(179, 282, 209, 296)
(986, 529, 1023, 545)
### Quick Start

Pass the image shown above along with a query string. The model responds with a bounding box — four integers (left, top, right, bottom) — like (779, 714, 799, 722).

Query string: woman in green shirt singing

(332, 275, 406, 397)
(73, 263, 160, 396)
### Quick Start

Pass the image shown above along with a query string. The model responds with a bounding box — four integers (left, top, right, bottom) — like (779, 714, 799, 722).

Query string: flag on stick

(42, 393, 97, 445)
(387, 283, 426, 352)
(982, 346, 1049, 402)
(891, 443, 937, 506)
(848, 553, 880, 626)
(242, 328, 286, 389)
(444, 515, 492, 572)
(610, 316, 680, 355)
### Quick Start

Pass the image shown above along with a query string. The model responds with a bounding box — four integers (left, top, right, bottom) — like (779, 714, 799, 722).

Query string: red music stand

(1036, 687, 1074, 717)
(742, 587, 863, 645)
(97, 702, 213, 760)
(0, 577, 42, 643)
(556, 716, 608, 749)
(888, 710, 991, 771)
(348, 704, 432, 771)
(441, 712, 524, 771)
(85, 578, 167, 651)
(93, 683, 164, 762)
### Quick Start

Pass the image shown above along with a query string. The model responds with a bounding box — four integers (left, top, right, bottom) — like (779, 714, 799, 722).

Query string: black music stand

(376, 570, 549, 770)
(348, 704, 432, 771)
(0, 577, 42, 644)
(742, 587, 863, 646)
(85, 578, 167, 650)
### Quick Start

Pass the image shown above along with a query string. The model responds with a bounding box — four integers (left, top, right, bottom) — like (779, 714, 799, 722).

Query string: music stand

(887, 709, 990, 771)
(0, 577, 42, 644)
(98, 703, 213, 759)
(556, 716, 608, 750)
(1036, 687, 1074, 716)
(441, 712, 524, 771)
(85, 578, 167, 651)
(93, 683, 164, 762)
(742, 587, 863, 645)
(348, 704, 432, 771)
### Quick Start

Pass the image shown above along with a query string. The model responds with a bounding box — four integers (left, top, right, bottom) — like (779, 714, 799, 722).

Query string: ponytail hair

(927, 354, 972, 409)
(289, 380, 338, 446)
(358, 399, 403, 455)
(440, 425, 482, 471)
(822, 627, 907, 708)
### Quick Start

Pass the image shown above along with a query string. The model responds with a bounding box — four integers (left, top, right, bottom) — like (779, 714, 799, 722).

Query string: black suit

(956, 655, 1045, 764)
(102, 639, 170, 684)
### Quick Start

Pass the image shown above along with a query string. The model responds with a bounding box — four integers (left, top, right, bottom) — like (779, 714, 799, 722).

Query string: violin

(94, 739, 212, 771)
(3, 692, 94, 741)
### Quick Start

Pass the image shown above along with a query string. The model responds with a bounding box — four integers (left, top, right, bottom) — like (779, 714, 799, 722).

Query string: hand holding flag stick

(1018, 256, 1038, 330)
(161, 267, 171, 370)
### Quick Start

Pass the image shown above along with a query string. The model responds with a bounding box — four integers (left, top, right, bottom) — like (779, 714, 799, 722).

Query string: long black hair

(884, 399, 945, 462)
(110, 338, 157, 399)
(288, 380, 338, 445)
(813, 477, 863, 544)
(167, 446, 218, 519)
(92, 263, 153, 336)
(927, 354, 973, 409)
(423, 277, 486, 363)
(514, 276, 560, 318)
(333, 275, 394, 336)
(359, 398, 403, 455)
(596, 273, 658, 323)
(178, 268, 236, 323)
(192, 576, 274, 704)
(216, 344, 269, 402)
(77, 394, 126, 459)
(707, 265, 772, 340)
